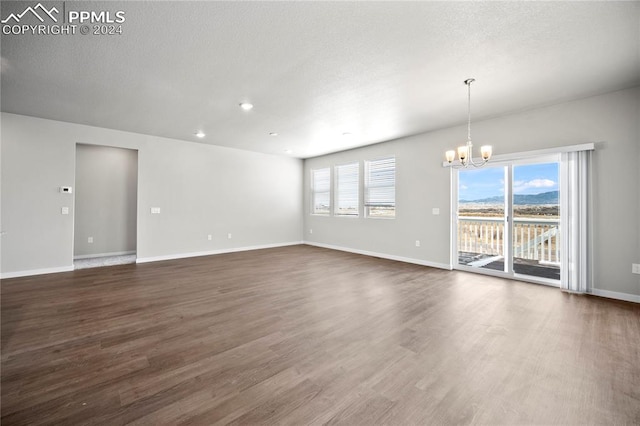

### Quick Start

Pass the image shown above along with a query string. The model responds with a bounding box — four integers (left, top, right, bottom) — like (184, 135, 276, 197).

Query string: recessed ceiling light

(195, 131, 205, 138)
(270, 132, 278, 136)
(239, 102, 254, 111)
(284, 149, 293, 154)
(342, 132, 353, 137)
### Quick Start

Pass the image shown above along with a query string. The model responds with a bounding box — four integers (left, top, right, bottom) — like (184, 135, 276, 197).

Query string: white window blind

(311, 168, 331, 215)
(335, 162, 359, 216)
(365, 157, 396, 218)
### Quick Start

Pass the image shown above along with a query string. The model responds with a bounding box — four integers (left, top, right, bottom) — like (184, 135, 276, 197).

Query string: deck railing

(458, 216, 560, 264)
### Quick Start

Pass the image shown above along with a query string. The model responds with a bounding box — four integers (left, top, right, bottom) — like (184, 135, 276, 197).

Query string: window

(335, 162, 359, 216)
(311, 167, 331, 215)
(365, 157, 396, 218)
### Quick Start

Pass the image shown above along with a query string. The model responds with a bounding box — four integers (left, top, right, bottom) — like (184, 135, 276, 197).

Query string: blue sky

(459, 163, 559, 200)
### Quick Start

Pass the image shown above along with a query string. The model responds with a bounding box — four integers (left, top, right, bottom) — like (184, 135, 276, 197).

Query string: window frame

(334, 161, 360, 217)
(364, 156, 396, 219)
(310, 167, 331, 216)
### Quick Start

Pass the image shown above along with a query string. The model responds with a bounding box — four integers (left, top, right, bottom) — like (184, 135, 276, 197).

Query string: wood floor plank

(2, 245, 639, 425)
(184, 366, 306, 425)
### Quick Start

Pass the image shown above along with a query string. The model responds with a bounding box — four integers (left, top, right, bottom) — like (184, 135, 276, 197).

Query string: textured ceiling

(1, 1, 639, 158)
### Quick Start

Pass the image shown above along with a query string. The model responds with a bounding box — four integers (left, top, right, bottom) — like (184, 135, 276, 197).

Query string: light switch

(150, 207, 161, 214)
(61, 207, 69, 215)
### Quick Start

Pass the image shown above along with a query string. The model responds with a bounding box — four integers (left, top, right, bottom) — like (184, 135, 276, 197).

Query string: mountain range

(460, 190, 558, 205)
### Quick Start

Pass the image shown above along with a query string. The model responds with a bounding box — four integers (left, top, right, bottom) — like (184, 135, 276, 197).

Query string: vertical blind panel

(560, 150, 592, 293)
(365, 157, 396, 206)
(335, 162, 359, 215)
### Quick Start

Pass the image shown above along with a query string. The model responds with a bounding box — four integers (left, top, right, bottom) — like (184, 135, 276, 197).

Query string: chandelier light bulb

(445, 150, 456, 163)
(457, 145, 468, 160)
(481, 145, 493, 161)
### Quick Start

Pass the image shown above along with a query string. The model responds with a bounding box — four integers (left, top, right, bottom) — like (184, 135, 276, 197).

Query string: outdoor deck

(458, 217, 561, 280)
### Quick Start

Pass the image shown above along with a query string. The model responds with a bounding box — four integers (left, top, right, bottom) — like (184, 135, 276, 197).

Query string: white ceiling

(1, 1, 639, 158)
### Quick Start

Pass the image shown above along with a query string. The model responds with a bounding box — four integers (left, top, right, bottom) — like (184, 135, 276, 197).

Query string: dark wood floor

(2, 245, 639, 425)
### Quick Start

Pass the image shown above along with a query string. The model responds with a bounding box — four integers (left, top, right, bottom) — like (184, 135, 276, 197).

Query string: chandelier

(445, 78, 492, 167)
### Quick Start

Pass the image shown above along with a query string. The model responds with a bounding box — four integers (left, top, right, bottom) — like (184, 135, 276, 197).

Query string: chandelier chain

(467, 79, 472, 143)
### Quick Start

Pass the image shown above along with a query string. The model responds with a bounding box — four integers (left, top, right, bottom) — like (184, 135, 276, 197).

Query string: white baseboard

(4, 245, 636, 304)
(591, 288, 640, 304)
(74, 251, 136, 260)
(303, 241, 452, 270)
(136, 241, 304, 264)
(1, 242, 302, 278)
(303, 243, 638, 303)
(1, 265, 75, 280)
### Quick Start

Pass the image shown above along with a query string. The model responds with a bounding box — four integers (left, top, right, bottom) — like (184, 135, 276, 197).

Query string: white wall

(304, 87, 640, 300)
(74, 144, 138, 258)
(1, 113, 303, 276)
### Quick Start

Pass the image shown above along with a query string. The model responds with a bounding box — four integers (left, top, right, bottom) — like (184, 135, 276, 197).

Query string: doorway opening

(73, 144, 138, 269)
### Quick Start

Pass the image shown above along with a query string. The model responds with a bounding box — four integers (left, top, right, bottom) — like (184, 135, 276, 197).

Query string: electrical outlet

(61, 206, 69, 215)
(632, 264, 640, 274)
(309, 229, 313, 234)
(227, 233, 232, 239)
(88, 237, 93, 243)
(432, 208, 440, 215)
(207, 234, 212, 241)
(415, 240, 421, 247)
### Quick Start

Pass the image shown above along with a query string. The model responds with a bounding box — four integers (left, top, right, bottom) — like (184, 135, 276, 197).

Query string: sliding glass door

(455, 156, 561, 284)
(457, 166, 508, 272)
(512, 162, 560, 280)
